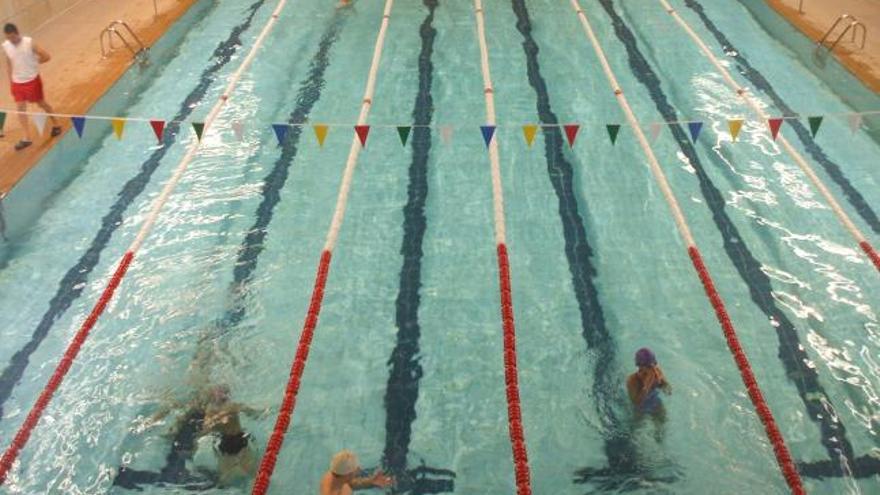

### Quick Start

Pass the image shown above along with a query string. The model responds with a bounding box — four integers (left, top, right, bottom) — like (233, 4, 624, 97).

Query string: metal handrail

(99, 20, 148, 66)
(814, 13, 868, 64)
(798, 0, 805, 14)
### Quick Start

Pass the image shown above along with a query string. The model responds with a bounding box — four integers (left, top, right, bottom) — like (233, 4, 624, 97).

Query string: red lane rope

(496, 243, 532, 495)
(860, 241, 880, 272)
(0, 251, 135, 484)
(688, 247, 805, 494)
(251, 250, 332, 495)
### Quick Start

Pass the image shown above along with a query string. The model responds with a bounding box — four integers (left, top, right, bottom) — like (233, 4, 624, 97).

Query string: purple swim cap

(635, 348, 657, 367)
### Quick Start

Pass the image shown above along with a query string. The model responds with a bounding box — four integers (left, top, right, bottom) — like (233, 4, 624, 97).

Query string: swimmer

(320, 450, 394, 494)
(336, 0, 352, 8)
(626, 348, 672, 437)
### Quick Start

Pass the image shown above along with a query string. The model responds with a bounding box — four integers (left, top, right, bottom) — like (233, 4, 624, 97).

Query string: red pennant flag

(150, 120, 166, 143)
(355, 125, 370, 147)
(563, 124, 580, 148)
(768, 118, 783, 141)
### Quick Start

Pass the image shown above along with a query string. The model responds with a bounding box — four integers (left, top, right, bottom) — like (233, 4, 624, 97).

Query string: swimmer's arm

(655, 368, 672, 394)
(237, 403, 270, 419)
(625, 375, 639, 405)
(350, 469, 393, 490)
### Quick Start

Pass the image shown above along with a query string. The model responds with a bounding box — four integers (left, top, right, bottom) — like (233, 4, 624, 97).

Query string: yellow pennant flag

(728, 119, 744, 141)
(111, 118, 126, 140)
(522, 125, 538, 148)
(313, 124, 329, 147)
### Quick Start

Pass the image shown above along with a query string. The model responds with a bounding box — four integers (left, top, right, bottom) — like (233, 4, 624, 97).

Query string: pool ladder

(814, 13, 867, 66)
(100, 20, 150, 68)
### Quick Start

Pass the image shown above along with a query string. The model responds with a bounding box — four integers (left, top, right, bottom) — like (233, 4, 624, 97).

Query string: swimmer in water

(626, 348, 672, 439)
(319, 450, 394, 495)
(337, 0, 352, 8)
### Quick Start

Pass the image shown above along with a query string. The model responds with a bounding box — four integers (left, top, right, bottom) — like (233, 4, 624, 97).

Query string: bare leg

(35, 100, 60, 125)
(16, 102, 32, 142)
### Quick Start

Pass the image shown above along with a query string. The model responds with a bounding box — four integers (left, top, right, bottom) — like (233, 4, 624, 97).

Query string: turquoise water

(0, 0, 878, 493)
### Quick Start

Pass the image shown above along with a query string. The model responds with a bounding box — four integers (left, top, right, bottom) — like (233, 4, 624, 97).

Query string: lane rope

(249, 1, 395, 493)
(567, 1, 805, 493)
(0, 0, 294, 484)
(657, 0, 879, 272)
(473, 1, 532, 493)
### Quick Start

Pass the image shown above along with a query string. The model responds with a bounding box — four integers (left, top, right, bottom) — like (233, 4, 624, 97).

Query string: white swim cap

(330, 450, 360, 476)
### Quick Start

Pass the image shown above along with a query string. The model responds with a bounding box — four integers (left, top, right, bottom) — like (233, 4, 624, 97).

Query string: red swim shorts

(10, 76, 44, 103)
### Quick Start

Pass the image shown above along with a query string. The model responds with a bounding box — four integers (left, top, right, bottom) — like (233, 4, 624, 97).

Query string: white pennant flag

(31, 113, 48, 136)
(847, 114, 863, 134)
(440, 125, 454, 145)
(231, 121, 244, 141)
(648, 122, 662, 142)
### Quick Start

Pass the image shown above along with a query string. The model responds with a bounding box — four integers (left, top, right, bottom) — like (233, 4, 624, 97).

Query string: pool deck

(0, 0, 197, 195)
(767, 0, 880, 93)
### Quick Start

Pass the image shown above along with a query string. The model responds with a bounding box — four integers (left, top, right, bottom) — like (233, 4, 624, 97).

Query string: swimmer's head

(209, 384, 231, 403)
(635, 348, 657, 368)
(330, 450, 360, 479)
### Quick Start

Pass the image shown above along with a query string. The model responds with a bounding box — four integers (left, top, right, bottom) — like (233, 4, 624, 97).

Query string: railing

(100, 20, 149, 66)
(798, 0, 805, 14)
(814, 13, 868, 65)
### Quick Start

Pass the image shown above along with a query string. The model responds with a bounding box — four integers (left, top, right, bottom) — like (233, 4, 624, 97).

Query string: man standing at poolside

(2, 23, 62, 151)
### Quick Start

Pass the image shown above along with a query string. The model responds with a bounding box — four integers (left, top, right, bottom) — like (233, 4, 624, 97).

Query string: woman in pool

(626, 348, 672, 423)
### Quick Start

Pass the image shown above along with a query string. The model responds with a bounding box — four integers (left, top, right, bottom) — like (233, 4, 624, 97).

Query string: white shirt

(2, 37, 40, 83)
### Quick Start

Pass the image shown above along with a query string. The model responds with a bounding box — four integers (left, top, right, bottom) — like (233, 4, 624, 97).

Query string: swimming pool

(0, 0, 878, 492)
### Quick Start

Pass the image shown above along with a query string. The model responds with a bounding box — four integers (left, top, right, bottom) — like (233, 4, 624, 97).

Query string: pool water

(0, 0, 878, 493)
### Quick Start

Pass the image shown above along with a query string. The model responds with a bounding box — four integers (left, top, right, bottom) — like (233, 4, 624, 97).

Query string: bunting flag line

(728, 119, 744, 141)
(232, 121, 244, 141)
(807, 116, 823, 138)
(688, 121, 703, 142)
(150, 120, 165, 143)
(313, 124, 328, 147)
(768, 118, 783, 141)
(71, 116, 86, 138)
(440, 125, 454, 145)
(522, 124, 538, 147)
(355, 125, 370, 147)
(272, 123, 290, 145)
(0, 111, 6, 132)
(192, 122, 205, 142)
(606, 124, 621, 145)
(31, 113, 47, 136)
(480, 125, 496, 147)
(564, 124, 580, 148)
(648, 122, 662, 142)
(848, 114, 862, 133)
(111, 118, 126, 140)
(397, 126, 411, 147)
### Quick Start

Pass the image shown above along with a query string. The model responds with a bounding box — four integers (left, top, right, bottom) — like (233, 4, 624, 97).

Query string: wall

(1, 0, 84, 32)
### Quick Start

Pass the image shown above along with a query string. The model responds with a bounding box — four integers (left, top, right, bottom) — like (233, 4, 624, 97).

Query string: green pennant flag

(808, 116, 823, 138)
(192, 122, 205, 141)
(0, 111, 6, 132)
(606, 124, 621, 145)
(397, 126, 411, 147)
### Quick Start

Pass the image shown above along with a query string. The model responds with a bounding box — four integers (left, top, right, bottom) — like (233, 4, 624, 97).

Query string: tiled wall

(1, 0, 83, 32)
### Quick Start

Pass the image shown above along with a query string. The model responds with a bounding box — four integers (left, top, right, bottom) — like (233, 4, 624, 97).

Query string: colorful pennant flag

(480, 125, 496, 147)
(192, 122, 205, 142)
(71, 116, 86, 138)
(847, 114, 862, 133)
(564, 124, 580, 148)
(728, 119, 744, 141)
(648, 122, 662, 142)
(397, 126, 411, 147)
(440, 125, 454, 145)
(0, 111, 7, 132)
(522, 125, 538, 147)
(355, 125, 370, 147)
(807, 116, 823, 138)
(606, 124, 621, 145)
(272, 123, 290, 145)
(768, 118, 783, 141)
(150, 120, 165, 143)
(111, 118, 126, 140)
(31, 113, 47, 135)
(688, 122, 703, 142)
(313, 124, 329, 147)
(232, 121, 244, 141)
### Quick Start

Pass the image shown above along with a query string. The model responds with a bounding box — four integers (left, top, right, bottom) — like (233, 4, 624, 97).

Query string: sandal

(50, 126, 62, 137)
(14, 140, 32, 151)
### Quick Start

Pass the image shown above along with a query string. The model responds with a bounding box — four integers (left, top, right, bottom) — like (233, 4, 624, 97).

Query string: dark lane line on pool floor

(381, 1, 455, 494)
(508, 1, 659, 490)
(113, 9, 351, 492)
(0, 0, 269, 420)
(601, 0, 874, 479)
(684, 0, 880, 236)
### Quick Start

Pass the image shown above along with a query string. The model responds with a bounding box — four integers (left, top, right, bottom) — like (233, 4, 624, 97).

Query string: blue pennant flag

(272, 124, 290, 145)
(480, 125, 496, 147)
(71, 116, 86, 138)
(688, 121, 703, 142)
